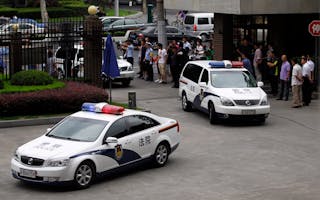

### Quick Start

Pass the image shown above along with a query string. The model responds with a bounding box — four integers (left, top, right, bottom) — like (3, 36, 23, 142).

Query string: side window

(200, 69, 209, 84)
(182, 64, 202, 83)
(211, 17, 214, 24)
(125, 19, 135, 25)
(198, 17, 209, 25)
(184, 16, 194, 24)
(126, 115, 159, 134)
(127, 115, 146, 134)
(138, 115, 160, 129)
(106, 118, 128, 138)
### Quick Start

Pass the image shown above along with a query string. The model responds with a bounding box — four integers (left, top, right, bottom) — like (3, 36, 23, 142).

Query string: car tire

(73, 161, 95, 189)
(182, 92, 192, 112)
(200, 33, 208, 41)
(122, 79, 131, 86)
(209, 102, 218, 124)
(153, 143, 170, 167)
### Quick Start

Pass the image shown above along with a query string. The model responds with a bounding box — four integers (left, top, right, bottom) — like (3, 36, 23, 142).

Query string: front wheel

(209, 102, 218, 124)
(182, 93, 192, 111)
(153, 143, 170, 167)
(73, 161, 95, 189)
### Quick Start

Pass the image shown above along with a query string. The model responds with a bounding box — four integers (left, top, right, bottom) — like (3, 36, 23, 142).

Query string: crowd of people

(121, 36, 214, 88)
(235, 38, 316, 108)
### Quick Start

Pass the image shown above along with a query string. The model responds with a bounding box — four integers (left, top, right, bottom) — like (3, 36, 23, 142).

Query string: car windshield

(46, 116, 109, 142)
(210, 71, 257, 88)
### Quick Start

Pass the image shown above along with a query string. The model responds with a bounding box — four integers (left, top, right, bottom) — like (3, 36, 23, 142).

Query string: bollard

(128, 91, 136, 109)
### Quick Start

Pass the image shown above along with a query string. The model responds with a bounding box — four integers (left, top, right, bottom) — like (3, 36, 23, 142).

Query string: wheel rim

(75, 164, 92, 186)
(156, 145, 168, 165)
(182, 95, 187, 109)
(201, 34, 207, 41)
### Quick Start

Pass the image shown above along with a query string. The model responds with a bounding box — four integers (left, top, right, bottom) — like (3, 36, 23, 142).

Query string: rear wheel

(153, 143, 170, 167)
(73, 161, 95, 189)
(200, 33, 209, 41)
(209, 102, 218, 124)
(182, 92, 192, 111)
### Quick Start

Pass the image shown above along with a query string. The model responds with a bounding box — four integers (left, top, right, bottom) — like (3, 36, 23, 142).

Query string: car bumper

(215, 105, 270, 119)
(116, 71, 135, 80)
(11, 158, 75, 184)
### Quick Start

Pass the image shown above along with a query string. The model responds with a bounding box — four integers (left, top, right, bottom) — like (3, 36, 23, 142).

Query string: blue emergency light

(82, 103, 96, 112)
(81, 102, 125, 115)
(209, 61, 225, 68)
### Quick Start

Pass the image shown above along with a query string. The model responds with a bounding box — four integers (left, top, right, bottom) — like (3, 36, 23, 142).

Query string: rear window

(198, 18, 209, 25)
(184, 16, 194, 25)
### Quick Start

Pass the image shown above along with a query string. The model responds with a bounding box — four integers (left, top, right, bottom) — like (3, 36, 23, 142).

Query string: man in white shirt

(291, 58, 303, 108)
(157, 43, 168, 84)
(307, 55, 315, 81)
(301, 56, 312, 106)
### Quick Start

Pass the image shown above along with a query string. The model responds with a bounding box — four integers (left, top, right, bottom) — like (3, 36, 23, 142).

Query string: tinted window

(211, 17, 214, 24)
(106, 118, 128, 138)
(127, 115, 159, 134)
(184, 16, 194, 24)
(182, 64, 203, 83)
(200, 69, 209, 83)
(167, 27, 178, 33)
(112, 20, 124, 26)
(125, 19, 136, 25)
(198, 18, 209, 25)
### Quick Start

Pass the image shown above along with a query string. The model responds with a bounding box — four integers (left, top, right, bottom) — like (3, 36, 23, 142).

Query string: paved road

(1, 77, 320, 200)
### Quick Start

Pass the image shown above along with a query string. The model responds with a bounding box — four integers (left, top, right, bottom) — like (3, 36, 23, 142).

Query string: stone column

(83, 15, 103, 86)
(9, 31, 22, 78)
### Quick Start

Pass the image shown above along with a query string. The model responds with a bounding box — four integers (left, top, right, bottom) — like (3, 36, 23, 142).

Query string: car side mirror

(199, 82, 207, 88)
(257, 81, 264, 87)
(105, 137, 118, 144)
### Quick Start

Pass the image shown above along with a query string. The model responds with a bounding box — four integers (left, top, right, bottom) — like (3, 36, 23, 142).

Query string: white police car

(11, 103, 180, 188)
(179, 60, 270, 124)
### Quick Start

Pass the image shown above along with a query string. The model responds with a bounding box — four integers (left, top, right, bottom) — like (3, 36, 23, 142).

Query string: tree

(40, 0, 49, 24)
(156, 0, 167, 48)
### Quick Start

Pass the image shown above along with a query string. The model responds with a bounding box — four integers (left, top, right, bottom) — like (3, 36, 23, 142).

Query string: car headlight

(13, 149, 19, 161)
(220, 97, 235, 106)
(45, 159, 69, 167)
(260, 96, 269, 105)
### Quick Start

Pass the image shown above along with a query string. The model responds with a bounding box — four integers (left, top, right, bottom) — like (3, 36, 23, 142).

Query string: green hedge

(11, 70, 54, 86)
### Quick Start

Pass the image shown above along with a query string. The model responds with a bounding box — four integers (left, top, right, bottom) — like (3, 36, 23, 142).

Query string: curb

(0, 116, 65, 129)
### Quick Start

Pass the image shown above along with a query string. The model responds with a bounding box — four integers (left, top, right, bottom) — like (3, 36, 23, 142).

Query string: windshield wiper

(47, 135, 82, 141)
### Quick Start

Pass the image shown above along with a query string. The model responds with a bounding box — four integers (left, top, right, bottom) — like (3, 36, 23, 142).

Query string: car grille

(120, 66, 128, 72)
(234, 100, 260, 106)
(21, 156, 44, 166)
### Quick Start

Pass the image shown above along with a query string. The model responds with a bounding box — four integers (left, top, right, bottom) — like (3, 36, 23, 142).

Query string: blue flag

(101, 35, 120, 78)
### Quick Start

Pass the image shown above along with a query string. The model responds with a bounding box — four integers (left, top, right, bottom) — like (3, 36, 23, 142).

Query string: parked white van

(183, 13, 214, 41)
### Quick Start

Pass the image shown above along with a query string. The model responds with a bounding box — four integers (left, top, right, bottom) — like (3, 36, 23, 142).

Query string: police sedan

(11, 103, 181, 189)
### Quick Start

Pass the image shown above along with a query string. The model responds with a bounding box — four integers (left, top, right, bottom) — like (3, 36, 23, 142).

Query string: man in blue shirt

(144, 42, 154, 81)
(242, 53, 254, 75)
(122, 40, 134, 66)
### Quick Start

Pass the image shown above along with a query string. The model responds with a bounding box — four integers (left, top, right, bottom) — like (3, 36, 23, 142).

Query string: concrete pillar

(213, 13, 233, 60)
(84, 15, 103, 87)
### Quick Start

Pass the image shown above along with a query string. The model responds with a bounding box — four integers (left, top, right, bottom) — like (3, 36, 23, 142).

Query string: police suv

(11, 103, 180, 189)
(179, 60, 270, 124)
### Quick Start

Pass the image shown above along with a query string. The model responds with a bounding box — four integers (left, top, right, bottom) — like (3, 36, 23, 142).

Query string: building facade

(165, 0, 319, 58)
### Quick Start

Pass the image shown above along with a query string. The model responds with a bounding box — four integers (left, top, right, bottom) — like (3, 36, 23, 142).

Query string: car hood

(117, 59, 131, 67)
(17, 135, 94, 160)
(214, 87, 266, 100)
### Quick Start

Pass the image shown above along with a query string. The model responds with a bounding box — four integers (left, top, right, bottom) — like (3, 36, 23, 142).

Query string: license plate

(20, 168, 36, 178)
(242, 110, 256, 115)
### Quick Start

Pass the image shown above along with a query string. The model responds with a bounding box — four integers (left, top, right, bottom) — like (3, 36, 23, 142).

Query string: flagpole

(109, 77, 112, 104)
